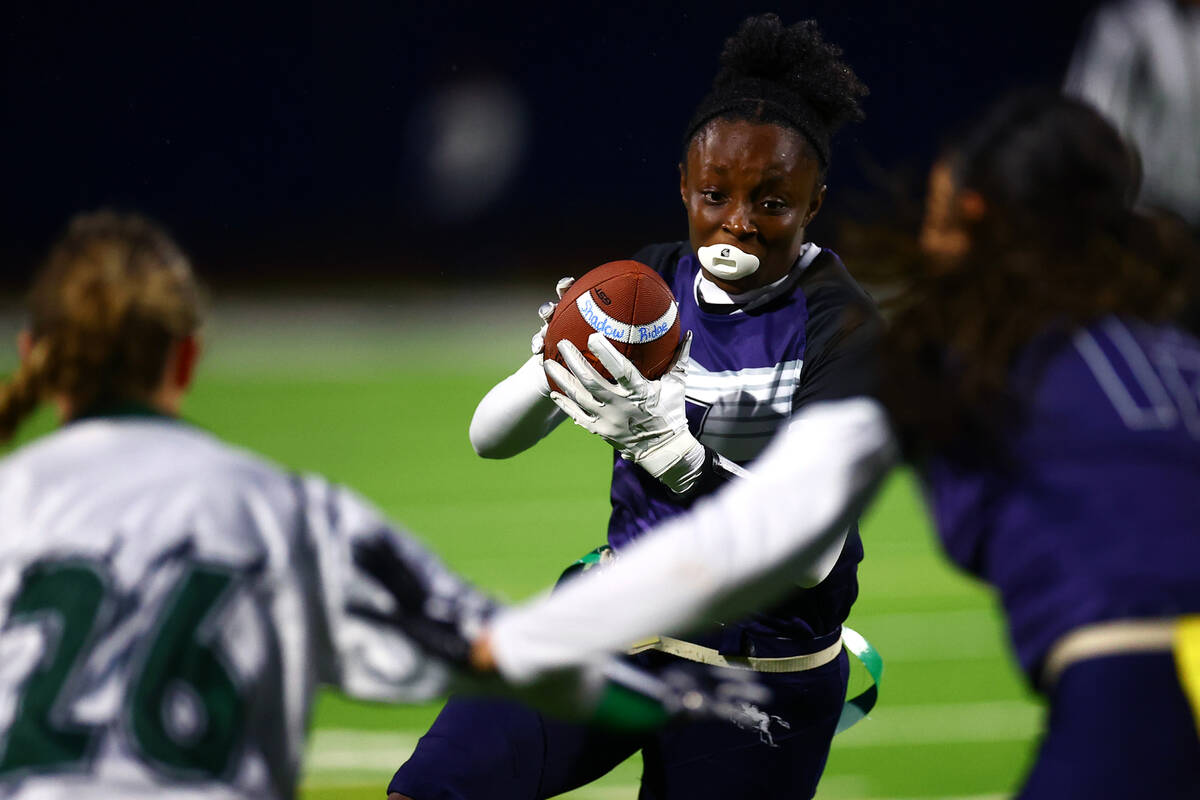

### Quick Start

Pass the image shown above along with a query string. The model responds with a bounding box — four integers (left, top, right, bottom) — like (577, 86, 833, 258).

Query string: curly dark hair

(682, 13, 868, 171)
(878, 91, 1196, 458)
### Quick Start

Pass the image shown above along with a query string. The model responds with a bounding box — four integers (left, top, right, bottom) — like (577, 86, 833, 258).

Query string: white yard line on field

(304, 729, 419, 773)
(543, 787, 1014, 800)
(303, 698, 1040, 781)
(552, 789, 1011, 800)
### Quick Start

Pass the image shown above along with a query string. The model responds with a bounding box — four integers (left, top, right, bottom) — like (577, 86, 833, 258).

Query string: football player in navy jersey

(389, 13, 879, 800)
(477, 92, 1200, 798)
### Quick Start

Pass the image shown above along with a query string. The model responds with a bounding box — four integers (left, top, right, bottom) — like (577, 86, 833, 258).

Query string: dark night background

(2, 1, 1100, 289)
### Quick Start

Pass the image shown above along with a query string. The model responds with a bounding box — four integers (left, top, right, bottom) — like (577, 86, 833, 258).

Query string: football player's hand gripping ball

(530, 276, 576, 358)
(511, 276, 576, 399)
(546, 331, 703, 484)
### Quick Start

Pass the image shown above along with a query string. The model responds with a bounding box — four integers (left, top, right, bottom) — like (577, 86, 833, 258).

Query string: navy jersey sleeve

(793, 252, 884, 407)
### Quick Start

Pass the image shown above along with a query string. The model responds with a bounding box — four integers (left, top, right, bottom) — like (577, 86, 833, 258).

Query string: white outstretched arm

(469, 278, 575, 458)
(468, 355, 566, 458)
(487, 397, 898, 684)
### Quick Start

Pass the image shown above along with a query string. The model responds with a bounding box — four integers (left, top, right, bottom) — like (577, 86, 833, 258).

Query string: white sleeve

(487, 397, 898, 684)
(297, 477, 477, 703)
(1063, 5, 1138, 122)
(469, 355, 567, 458)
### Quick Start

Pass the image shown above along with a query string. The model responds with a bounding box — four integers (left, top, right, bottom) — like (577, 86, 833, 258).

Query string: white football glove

(545, 331, 706, 493)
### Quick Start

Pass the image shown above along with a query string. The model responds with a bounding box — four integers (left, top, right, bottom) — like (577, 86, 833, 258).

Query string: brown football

(543, 260, 681, 393)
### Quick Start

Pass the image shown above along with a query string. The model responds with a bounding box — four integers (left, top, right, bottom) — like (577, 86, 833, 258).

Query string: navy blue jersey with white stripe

(924, 316, 1200, 681)
(607, 241, 882, 646)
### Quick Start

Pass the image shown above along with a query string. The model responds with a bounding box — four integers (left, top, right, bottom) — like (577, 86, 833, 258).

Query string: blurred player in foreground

(390, 13, 878, 800)
(0, 212, 763, 799)
(480, 92, 1200, 798)
(1064, 0, 1200, 230)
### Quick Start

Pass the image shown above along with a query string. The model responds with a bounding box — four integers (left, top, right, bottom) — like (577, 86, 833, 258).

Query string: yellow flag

(1173, 616, 1200, 736)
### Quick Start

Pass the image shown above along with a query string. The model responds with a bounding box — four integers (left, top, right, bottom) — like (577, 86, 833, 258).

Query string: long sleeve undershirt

(468, 354, 566, 458)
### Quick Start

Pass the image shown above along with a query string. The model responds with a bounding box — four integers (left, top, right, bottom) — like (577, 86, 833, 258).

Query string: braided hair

(0, 211, 205, 441)
(682, 14, 868, 172)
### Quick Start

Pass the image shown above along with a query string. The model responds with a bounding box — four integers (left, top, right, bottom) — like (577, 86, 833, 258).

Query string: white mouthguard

(698, 244, 761, 279)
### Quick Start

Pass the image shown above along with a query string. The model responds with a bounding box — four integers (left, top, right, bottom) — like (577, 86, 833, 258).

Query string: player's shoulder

(290, 469, 390, 535)
(630, 241, 690, 279)
(0, 419, 315, 566)
(798, 247, 874, 306)
(797, 246, 882, 333)
(1, 417, 294, 500)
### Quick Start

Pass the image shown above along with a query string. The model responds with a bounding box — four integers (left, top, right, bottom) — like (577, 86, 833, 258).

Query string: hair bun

(714, 14, 866, 131)
(718, 14, 796, 81)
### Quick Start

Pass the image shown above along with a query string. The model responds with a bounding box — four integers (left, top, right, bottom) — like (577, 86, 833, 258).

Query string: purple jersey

(606, 241, 882, 647)
(925, 317, 1200, 680)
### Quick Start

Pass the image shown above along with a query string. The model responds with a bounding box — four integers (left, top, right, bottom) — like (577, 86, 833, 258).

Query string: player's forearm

(487, 397, 898, 683)
(469, 355, 566, 458)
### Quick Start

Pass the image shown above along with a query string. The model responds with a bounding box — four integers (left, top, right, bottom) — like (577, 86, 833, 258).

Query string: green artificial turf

(3, 300, 1045, 799)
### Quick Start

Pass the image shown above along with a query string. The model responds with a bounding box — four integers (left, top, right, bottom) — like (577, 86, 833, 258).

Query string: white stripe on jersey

(0, 419, 453, 799)
(685, 359, 803, 462)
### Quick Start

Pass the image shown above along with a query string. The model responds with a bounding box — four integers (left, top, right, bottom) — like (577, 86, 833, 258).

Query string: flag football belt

(559, 545, 883, 733)
(1042, 616, 1200, 734)
(626, 627, 883, 734)
(626, 634, 843, 673)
